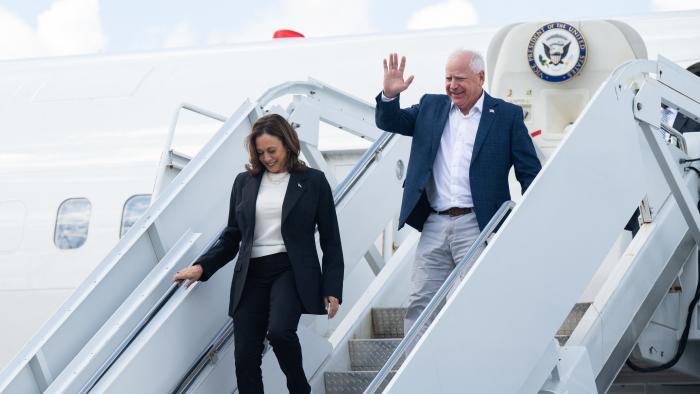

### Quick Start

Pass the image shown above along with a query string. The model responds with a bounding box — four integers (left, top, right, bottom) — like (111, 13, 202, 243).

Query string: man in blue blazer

(375, 50, 541, 333)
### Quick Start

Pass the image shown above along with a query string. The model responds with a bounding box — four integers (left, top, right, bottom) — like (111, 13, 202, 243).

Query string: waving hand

(383, 53, 414, 99)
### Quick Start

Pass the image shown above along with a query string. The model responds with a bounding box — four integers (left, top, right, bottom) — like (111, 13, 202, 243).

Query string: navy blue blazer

(375, 92, 541, 231)
(195, 167, 344, 316)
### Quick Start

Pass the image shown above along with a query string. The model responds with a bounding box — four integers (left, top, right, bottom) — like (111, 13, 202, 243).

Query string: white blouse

(251, 171, 290, 258)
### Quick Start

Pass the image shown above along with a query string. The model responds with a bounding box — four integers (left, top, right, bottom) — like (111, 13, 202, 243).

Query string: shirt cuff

(381, 92, 397, 102)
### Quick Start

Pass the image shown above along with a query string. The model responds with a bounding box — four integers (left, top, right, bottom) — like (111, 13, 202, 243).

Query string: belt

(434, 207, 473, 217)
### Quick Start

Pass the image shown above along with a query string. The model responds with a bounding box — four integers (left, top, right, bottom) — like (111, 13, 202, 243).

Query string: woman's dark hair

(245, 114, 307, 175)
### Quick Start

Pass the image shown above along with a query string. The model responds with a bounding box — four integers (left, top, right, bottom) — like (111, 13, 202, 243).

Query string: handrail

(79, 283, 181, 394)
(153, 103, 228, 200)
(363, 201, 516, 394)
(165, 103, 229, 153)
(334, 132, 395, 206)
(171, 319, 234, 393)
(79, 230, 224, 393)
(661, 122, 688, 153)
(257, 81, 325, 106)
(261, 79, 395, 206)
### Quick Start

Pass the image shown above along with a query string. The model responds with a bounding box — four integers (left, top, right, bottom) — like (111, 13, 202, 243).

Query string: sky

(0, 0, 699, 61)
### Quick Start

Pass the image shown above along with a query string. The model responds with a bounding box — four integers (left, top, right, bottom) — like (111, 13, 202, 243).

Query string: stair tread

(324, 371, 397, 394)
(555, 334, 570, 346)
(324, 303, 592, 393)
(371, 308, 405, 339)
(349, 338, 402, 343)
(368, 302, 591, 336)
(557, 302, 591, 335)
(348, 338, 403, 371)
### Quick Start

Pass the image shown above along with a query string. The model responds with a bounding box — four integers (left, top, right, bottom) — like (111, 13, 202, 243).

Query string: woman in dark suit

(173, 114, 344, 394)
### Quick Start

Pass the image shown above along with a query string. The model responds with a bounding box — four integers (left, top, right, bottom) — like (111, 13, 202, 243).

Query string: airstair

(1, 56, 700, 394)
(0, 79, 411, 393)
(354, 57, 700, 393)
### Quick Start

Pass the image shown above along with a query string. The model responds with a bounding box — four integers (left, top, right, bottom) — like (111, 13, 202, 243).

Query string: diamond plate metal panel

(324, 371, 396, 394)
(371, 308, 405, 339)
(348, 339, 403, 371)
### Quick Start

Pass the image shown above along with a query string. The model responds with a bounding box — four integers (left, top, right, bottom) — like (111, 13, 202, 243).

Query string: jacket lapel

(471, 92, 498, 164)
(429, 96, 453, 162)
(282, 171, 308, 223)
(240, 171, 263, 234)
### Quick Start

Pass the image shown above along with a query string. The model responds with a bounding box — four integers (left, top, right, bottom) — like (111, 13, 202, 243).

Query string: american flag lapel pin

(489, 108, 495, 113)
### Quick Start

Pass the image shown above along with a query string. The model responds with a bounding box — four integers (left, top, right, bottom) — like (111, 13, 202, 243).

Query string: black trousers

(232, 252, 311, 394)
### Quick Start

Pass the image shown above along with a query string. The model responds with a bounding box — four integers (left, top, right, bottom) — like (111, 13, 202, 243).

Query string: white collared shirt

(380, 91, 484, 211)
(426, 92, 484, 211)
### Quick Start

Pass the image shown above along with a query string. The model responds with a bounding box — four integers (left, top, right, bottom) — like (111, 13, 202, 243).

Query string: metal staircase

(0, 80, 412, 393)
(324, 308, 403, 394)
(356, 57, 700, 393)
(2, 56, 700, 394)
(322, 303, 594, 394)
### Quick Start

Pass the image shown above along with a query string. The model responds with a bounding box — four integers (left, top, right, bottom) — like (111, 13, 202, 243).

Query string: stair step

(349, 339, 403, 371)
(324, 371, 396, 394)
(369, 301, 590, 338)
(557, 302, 592, 337)
(371, 308, 405, 338)
(323, 303, 592, 393)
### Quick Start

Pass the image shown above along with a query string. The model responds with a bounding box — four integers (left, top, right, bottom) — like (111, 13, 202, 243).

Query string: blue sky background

(0, 0, 698, 60)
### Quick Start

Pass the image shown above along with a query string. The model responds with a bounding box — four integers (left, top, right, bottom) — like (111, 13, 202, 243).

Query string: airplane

(1, 8, 700, 392)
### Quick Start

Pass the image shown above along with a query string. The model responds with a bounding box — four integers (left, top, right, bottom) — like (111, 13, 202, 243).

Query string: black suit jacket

(195, 167, 344, 316)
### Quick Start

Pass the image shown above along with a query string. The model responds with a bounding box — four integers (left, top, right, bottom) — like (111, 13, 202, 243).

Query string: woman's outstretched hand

(173, 265, 203, 288)
(325, 296, 340, 319)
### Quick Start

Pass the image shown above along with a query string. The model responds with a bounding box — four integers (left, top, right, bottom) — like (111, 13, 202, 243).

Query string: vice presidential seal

(527, 22, 587, 82)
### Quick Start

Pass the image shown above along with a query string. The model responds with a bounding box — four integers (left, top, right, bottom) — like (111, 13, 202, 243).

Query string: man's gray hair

(447, 49, 485, 73)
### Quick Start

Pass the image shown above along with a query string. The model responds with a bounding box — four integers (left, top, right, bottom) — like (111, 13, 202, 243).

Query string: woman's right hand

(173, 265, 203, 288)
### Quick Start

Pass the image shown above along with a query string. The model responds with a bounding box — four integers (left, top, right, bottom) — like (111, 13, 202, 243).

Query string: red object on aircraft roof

(273, 30, 305, 39)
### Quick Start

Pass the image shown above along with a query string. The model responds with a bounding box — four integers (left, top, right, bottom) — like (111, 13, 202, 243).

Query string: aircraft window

(54, 198, 92, 249)
(120, 194, 151, 238)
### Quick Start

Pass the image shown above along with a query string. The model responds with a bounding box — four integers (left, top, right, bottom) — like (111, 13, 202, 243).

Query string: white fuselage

(1, 11, 699, 369)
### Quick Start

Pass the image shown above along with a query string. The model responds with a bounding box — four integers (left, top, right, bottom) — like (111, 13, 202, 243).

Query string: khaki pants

(404, 212, 482, 337)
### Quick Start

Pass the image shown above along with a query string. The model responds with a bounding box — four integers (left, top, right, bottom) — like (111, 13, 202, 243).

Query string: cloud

(207, 0, 373, 45)
(0, 0, 104, 60)
(407, 0, 478, 30)
(651, 0, 700, 11)
(0, 9, 43, 59)
(37, 0, 104, 55)
(163, 22, 196, 49)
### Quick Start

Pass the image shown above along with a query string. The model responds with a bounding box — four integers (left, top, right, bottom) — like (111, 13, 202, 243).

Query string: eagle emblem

(527, 22, 587, 82)
(542, 38, 571, 66)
